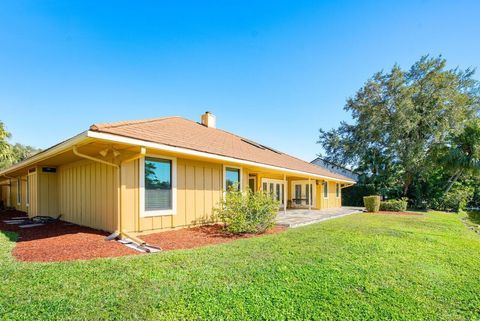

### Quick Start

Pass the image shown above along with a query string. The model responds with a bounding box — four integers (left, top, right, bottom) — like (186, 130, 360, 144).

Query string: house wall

(317, 181, 342, 209)
(9, 177, 28, 212)
(27, 171, 38, 217)
(122, 157, 223, 233)
(58, 159, 118, 232)
(1, 181, 9, 207)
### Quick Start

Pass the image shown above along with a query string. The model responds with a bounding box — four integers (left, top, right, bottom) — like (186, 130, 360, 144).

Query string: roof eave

(0, 131, 90, 177)
(88, 130, 356, 184)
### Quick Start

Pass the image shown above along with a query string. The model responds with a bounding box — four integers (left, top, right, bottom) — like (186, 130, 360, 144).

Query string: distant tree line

(0, 121, 41, 170)
(318, 56, 480, 211)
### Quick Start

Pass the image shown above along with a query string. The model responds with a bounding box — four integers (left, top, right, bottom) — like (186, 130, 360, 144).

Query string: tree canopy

(318, 56, 480, 208)
(0, 121, 41, 170)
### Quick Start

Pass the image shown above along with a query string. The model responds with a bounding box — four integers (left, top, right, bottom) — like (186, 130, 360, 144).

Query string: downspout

(72, 145, 147, 245)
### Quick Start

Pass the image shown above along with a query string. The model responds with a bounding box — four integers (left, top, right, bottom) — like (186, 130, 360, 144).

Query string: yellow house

(0, 112, 355, 237)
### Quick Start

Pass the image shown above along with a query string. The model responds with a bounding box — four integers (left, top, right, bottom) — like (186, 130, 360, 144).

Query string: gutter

(73, 145, 147, 246)
(87, 130, 357, 184)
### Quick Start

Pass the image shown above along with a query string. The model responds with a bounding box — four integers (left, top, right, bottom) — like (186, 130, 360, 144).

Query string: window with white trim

(16, 178, 21, 205)
(323, 181, 328, 198)
(140, 156, 177, 217)
(225, 167, 241, 191)
(336, 183, 340, 198)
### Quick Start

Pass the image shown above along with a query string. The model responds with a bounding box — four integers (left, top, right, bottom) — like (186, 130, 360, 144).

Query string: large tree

(318, 56, 480, 198)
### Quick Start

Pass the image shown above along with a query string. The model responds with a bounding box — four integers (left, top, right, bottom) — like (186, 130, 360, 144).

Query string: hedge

(363, 195, 381, 212)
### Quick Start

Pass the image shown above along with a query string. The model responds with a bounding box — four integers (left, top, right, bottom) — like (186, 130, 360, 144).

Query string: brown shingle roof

(90, 116, 354, 182)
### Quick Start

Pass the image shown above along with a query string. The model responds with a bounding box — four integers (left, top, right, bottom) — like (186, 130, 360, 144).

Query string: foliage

(434, 185, 474, 212)
(0, 121, 13, 167)
(341, 184, 376, 206)
(363, 195, 380, 212)
(380, 198, 408, 212)
(318, 56, 480, 208)
(0, 121, 41, 170)
(214, 187, 279, 234)
(1, 212, 480, 320)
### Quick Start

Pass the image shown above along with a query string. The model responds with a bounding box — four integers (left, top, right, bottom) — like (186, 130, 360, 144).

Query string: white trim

(139, 154, 177, 217)
(290, 180, 316, 208)
(323, 181, 329, 199)
(223, 165, 242, 191)
(0, 131, 88, 177)
(261, 178, 286, 207)
(87, 131, 356, 184)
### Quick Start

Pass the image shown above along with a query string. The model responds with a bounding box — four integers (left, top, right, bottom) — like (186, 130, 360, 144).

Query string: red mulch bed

(0, 210, 285, 262)
(377, 211, 424, 216)
(0, 210, 138, 262)
(141, 224, 286, 251)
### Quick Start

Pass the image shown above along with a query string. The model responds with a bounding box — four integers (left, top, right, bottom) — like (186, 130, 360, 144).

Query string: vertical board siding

(134, 158, 222, 232)
(58, 160, 118, 232)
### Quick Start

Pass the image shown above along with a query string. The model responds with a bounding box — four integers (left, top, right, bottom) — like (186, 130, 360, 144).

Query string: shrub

(380, 198, 408, 212)
(363, 195, 381, 212)
(214, 186, 280, 234)
(440, 187, 474, 212)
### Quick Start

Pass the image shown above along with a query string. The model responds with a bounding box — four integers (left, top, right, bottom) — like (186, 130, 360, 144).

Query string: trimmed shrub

(363, 195, 381, 212)
(214, 186, 280, 234)
(380, 198, 408, 212)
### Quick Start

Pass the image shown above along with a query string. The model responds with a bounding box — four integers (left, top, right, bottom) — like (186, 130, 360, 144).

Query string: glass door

(262, 179, 285, 207)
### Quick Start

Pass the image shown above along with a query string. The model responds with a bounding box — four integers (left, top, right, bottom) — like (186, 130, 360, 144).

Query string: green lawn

(1, 212, 480, 320)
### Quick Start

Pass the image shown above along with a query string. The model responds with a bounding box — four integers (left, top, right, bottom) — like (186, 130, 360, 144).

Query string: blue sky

(0, 0, 479, 161)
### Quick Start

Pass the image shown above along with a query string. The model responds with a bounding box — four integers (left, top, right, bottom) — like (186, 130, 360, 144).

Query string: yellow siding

(27, 172, 38, 217)
(1, 183, 9, 207)
(58, 159, 118, 232)
(317, 181, 342, 209)
(132, 157, 223, 232)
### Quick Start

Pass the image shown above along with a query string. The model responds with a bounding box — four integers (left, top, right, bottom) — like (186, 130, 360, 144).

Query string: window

(323, 181, 328, 198)
(26, 176, 29, 207)
(336, 183, 340, 198)
(262, 182, 267, 191)
(16, 178, 21, 205)
(248, 177, 256, 192)
(295, 184, 301, 204)
(140, 156, 177, 217)
(225, 167, 241, 191)
(276, 184, 280, 201)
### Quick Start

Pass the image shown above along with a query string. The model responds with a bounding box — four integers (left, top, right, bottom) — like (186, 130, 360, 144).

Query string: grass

(1, 212, 480, 320)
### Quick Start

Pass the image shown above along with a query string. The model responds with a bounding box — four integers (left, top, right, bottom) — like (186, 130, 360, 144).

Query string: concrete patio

(276, 207, 363, 228)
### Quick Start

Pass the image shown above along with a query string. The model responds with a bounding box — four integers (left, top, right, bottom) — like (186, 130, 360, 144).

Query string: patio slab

(276, 207, 363, 228)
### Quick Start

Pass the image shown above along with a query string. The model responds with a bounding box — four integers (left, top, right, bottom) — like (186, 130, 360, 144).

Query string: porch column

(308, 177, 312, 210)
(283, 174, 287, 215)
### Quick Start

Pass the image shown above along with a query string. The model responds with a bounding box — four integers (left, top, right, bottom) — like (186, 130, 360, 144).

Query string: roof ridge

(90, 116, 182, 130)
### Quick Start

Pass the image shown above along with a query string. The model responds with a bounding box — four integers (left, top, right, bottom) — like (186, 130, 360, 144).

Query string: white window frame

(223, 165, 242, 191)
(323, 181, 329, 199)
(248, 176, 257, 192)
(16, 178, 21, 205)
(139, 155, 177, 217)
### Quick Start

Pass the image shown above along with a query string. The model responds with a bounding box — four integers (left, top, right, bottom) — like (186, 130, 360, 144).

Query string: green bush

(440, 187, 474, 212)
(363, 195, 381, 212)
(214, 186, 280, 234)
(380, 198, 408, 212)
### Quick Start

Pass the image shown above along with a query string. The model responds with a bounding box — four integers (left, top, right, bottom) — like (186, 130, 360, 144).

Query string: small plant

(380, 198, 408, 212)
(214, 186, 280, 234)
(363, 195, 381, 212)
